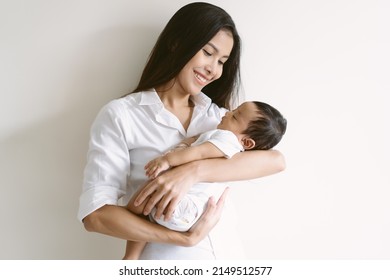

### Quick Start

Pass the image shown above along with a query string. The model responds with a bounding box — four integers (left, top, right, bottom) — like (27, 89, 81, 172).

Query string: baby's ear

(241, 137, 256, 150)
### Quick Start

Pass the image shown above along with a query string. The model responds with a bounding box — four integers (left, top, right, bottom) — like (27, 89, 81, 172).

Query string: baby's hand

(145, 156, 170, 179)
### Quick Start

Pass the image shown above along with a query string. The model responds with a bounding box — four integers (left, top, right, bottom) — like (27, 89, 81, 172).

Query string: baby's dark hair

(243, 101, 287, 150)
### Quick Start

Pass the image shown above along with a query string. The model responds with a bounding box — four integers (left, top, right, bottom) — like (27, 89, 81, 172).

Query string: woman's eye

(218, 60, 225, 65)
(203, 49, 212, 56)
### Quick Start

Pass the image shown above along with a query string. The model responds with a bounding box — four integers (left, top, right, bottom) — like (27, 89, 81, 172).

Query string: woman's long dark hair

(129, 2, 241, 110)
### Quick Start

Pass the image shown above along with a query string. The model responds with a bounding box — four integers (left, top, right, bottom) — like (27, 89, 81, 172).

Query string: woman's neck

(155, 83, 194, 131)
(155, 84, 193, 109)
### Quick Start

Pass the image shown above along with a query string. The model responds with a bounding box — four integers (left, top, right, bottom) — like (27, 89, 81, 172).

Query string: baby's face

(217, 102, 258, 136)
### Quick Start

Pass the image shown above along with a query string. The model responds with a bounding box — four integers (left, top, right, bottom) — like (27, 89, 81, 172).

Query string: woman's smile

(194, 71, 209, 85)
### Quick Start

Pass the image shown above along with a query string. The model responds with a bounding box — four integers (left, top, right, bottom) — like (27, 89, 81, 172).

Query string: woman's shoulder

(93, 94, 139, 125)
(207, 102, 229, 120)
(208, 102, 228, 113)
(98, 98, 127, 118)
(101, 91, 147, 114)
(195, 92, 229, 117)
(108, 92, 140, 108)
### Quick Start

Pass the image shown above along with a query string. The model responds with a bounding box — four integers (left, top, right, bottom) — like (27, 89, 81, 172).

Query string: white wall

(0, 0, 389, 259)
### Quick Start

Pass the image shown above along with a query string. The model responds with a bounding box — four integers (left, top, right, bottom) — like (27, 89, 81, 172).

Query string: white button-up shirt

(78, 89, 241, 259)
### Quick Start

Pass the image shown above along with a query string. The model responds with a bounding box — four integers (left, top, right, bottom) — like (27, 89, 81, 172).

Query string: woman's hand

(185, 187, 229, 246)
(134, 162, 199, 220)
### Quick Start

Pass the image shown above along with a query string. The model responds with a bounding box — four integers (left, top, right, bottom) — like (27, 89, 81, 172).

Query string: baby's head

(217, 101, 287, 150)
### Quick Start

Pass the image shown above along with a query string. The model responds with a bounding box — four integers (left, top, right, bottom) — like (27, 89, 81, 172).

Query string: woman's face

(174, 29, 234, 96)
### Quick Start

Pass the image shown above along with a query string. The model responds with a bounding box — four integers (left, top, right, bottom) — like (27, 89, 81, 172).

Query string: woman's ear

(241, 137, 256, 150)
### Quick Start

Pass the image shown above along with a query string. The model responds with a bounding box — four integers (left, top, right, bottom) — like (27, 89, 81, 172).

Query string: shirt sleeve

(77, 100, 130, 222)
(207, 129, 244, 159)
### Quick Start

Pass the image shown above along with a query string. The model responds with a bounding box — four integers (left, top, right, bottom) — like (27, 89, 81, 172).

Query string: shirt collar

(137, 88, 212, 110)
(191, 91, 212, 110)
(137, 89, 163, 106)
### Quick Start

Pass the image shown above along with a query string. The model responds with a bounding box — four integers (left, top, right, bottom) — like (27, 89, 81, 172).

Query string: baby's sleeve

(207, 130, 244, 159)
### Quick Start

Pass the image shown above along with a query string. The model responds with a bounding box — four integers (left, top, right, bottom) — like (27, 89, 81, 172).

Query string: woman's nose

(205, 60, 218, 76)
(205, 64, 214, 75)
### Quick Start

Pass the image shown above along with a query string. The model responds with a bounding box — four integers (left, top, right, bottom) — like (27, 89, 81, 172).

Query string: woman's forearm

(132, 150, 284, 220)
(193, 149, 286, 182)
(85, 187, 229, 248)
(83, 205, 190, 246)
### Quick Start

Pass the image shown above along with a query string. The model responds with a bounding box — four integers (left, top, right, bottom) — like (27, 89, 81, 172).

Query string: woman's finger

(134, 180, 156, 206)
(187, 196, 217, 239)
(162, 197, 180, 221)
(142, 187, 165, 215)
(215, 187, 230, 210)
(199, 187, 229, 222)
(154, 196, 171, 220)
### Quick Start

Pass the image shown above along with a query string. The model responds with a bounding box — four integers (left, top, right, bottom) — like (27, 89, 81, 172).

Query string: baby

(124, 101, 287, 259)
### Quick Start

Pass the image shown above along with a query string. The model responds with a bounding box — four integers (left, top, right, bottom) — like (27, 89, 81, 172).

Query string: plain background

(0, 0, 389, 259)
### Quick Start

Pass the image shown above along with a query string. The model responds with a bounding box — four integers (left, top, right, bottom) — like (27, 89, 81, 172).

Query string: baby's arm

(179, 136, 198, 148)
(166, 135, 199, 154)
(145, 156, 171, 178)
(167, 142, 224, 166)
(145, 142, 224, 179)
(144, 136, 198, 179)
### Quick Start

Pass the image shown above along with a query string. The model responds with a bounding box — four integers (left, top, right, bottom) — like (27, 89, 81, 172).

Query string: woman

(78, 2, 285, 259)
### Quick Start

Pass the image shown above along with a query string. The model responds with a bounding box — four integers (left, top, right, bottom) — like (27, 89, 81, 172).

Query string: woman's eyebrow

(207, 42, 230, 58)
